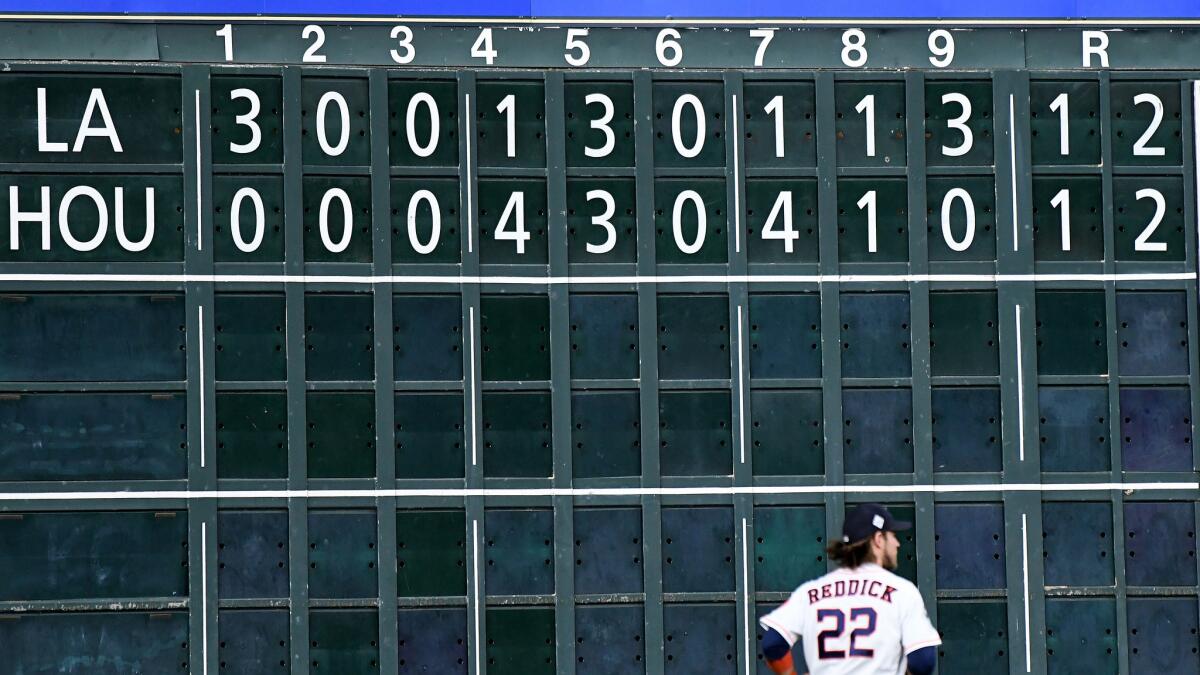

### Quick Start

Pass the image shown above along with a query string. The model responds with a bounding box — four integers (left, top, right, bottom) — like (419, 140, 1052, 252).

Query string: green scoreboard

(0, 17, 1196, 675)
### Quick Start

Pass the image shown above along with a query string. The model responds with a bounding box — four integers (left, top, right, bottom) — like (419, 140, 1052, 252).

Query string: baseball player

(758, 503, 940, 675)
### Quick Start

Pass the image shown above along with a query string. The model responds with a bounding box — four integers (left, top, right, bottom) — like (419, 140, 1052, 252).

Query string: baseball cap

(841, 503, 912, 543)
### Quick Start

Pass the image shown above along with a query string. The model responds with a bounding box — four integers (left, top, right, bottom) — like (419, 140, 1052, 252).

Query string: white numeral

(564, 28, 590, 66)
(855, 94, 876, 157)
(302, 25, 326, 63)
(228, 88, 261, 155)
(671, 94, 705, 159)
(585, 189, 617, 254)
(584, 93, 615, 158)
(316, 91, 350, 157)
(216, 24, 233, 62)
(405, 92, 439, 158)
(928, 29, 955, 67)
(471, 28, 497, 65)
(496, 94, 516, 158)
(857, 190, 877, 253)
(230, 187, 264, 253)
(656, 28, 683, 66)
(390, 25, 415, 64)
(764, 95, 785, 158)
(841, 28, 867, 67)
(761, 190, 798, 253)
(406, 189, 441, 255)
(319, 187, 353, 253)
(1050, 188, 1071, 251)
(1049, 92, 1070, 156)
(1132, 93, 1165, 156)
(750, 28, 775, 67)
(941, 92, 973, 157)
(672, 190, 706, 254)
(495, 191, 529, 253)
(1133, 187, 1167, 251)
(940, 188, 976, 251)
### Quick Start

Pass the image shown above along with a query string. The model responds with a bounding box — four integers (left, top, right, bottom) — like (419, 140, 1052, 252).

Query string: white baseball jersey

(758, 563, 940, 675)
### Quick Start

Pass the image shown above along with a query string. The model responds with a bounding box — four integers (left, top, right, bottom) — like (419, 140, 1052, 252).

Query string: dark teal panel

(0, 392, 186, 481)
(301, 77, 371, 166)
(214, 293, 287, 381)
(1038, 386, 1111, 472)
(661, 507, 734, 593)
(925, 80, 994, 167)
(391, 178, 461, 264)
(837, 177, 909, 263)
(750, 389, 823, 476)
(659, 390, 732, 477)
(654, 178, 728, 264)
(575, 605, 646, 675)
(1035, 290, 1108, 375)
(569, 294, 639, 379)
(476, 81, 546, 169)
(842, 388, 913, 474)
(754, 505, 825, 592)
(652, 80, 726, 168)
(396, 608, 468, 674)
(480, 295, 550, 381)
(931, 387, 1002, 473)
(564, 81, 635, 168)
(302, 175, 372, 262)
(571, 391, 640, 479)
(304, 293, 375, 382)
(663, 604, 738, 675)
(482, 391, 552, 478)
(477, 178, 548, 264)
(744, 178, 819, 263)
(217, 510, 289, 599)
(840, 292, 911, 378)
(1045, 598, 1117, 675)
(0, 293, 184, 382)
(0, 74, 182, 163)
(396, 510, 466, 597)
(0, 611, 189, 674)
(926, 176, 997, 262)
(935, 504, 1006, 589)
(1042, 502, 1113, 587)
(1029, 80, 1102, 167)
(566, 178, 637, 263)
(1116, 291, 1191, 376)
(574, 507, 643, 595)
(212, 75, 284, 165)
(0, 511, 187, 601)
(929, 291, 999, 376)
(657, 294, 731, 380)
(834, 80, 906, 168)
(747, 293, 822, 379)
(743, 81, 816, 168)
(308, 510, 378, 599)
(1112, 176, 1186, 261)
(309, 609, 380, 675)
(936, 600, 1009, 675)
(388, 79, 458, 168)
(217, 391, 288, 479)
(485, 607, 555, 675)
(212, 174, 285, 263)
(394, 392, 464, 479)
(0, 174, 185, 262)
(1032, 176, 1104, 262)
(1123, 501, 1197, 587)
(393, 294, 463, 381)
(485, 509, 555, 596)
(1127, 597, 1200, 674)
(306, 392, 376, 479)
(1110, 81, 1182, 167)
(218, 609, 290, 675)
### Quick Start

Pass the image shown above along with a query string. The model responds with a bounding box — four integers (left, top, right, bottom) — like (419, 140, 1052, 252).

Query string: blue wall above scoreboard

(6, 0, 1200, 18)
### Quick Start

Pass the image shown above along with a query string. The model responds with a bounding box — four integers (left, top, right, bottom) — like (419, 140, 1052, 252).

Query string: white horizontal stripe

(0, 482, 1193, 501)
(0, 272, 1193, 285)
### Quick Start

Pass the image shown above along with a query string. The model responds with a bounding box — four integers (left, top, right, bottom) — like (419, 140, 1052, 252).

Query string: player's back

(762, 563, 930, 675)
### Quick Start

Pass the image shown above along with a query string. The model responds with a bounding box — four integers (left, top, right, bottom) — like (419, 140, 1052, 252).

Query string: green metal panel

(480, 295, 550, 381)
(1045, 598, 1118, 674)
(308, 510, 378, 599)
(477, 178, 549, 264)
(936, 600, 1010, 674)
(574, 507, 644, 594)
(1112, 176, 1186, 261)
(1110, 81, 1182, 167)
(568, 294, 639, 379)
(659, 391, 732, 476)
(396, 510, 467, 597)
(750, 389, 823, 476)
(306, 392, 376, 479)
(213, 174, 286, 262)
(834, 81, 906, 167)
(391, 178, 462, 263)
(753, 506, 825, 591)
(218, 609, 291, 675)
(837, 177, 909, 263)
(925, 80, 995, 167)
(652, 81, 725, 168)
(482, 391, 553, 478)
(661, 507, 735, 593)
(571, 391, 641, 479)
(485, 607, 556, 675)
(216, 391, 288, 479)
(926, 175, 998, 262)
(484, 509, 555, 595)
(394, 392, 465, 479)
(929, 291, 1000, 376)
(656, 294, 731, 380)
(305, 293, 375, 381)
(654, 178, 728, 264)
(389, 79, 458, 168)
(0, 611, 189, 674)
(743, 81, 816, 168)
(301, 77, 371, 166)
(217, 510, 289, 599)
(309, 609, 380, 675)
(214, 293, 287, 381)
(564, 81, 635, 168)
(1029, 80, 1102, 166)
(1035, 290, 1109, 375)
(566, 178, 638, 263)
(212, 75, 284, 165)
(744, 178, 818, 263)
(303, 176, 373, 262)
(1032, 176, 1104, 261)
(393, 294, 463, 381)
(476, 81, 547, 168)
(1042, 501, 1114, 586)
(747, 293, 822, 379)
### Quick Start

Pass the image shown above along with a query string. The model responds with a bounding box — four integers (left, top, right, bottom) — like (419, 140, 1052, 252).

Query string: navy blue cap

(842, 503, 912, 543)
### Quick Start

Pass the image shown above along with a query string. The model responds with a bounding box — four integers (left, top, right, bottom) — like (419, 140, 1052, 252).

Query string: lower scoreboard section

(0, 25, 1196, 675)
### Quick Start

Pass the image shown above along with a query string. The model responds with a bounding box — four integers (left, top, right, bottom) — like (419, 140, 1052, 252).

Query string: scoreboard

(0, 15, 1197, 675)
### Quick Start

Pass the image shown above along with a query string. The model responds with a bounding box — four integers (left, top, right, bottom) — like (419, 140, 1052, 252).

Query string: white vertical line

(472, 518, 482, 675)
(1009, 94, 1019, 253)
(737, 304, 747, 465)
(1015, 304, 1025, 462)
(195, 90, 203, 252)
(469, 306, 478, 466)
(732, 93, 741, 254)
(1021, 513, 1031, 673)
(465, 93, 474, 254)
(198, 305, 206, 469)
(201, 520, 209, 675)
(741, 517, 751, 675)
